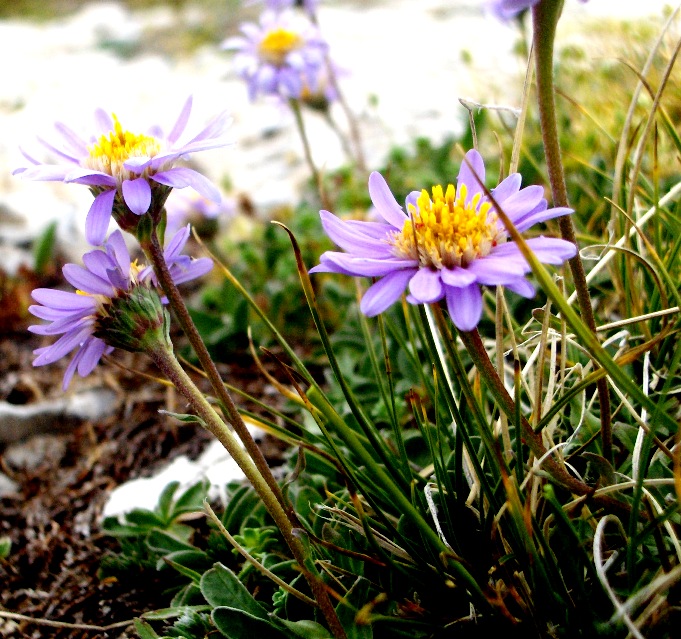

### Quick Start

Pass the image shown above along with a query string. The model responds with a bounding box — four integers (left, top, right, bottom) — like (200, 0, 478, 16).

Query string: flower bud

(95, 284, 171, 353)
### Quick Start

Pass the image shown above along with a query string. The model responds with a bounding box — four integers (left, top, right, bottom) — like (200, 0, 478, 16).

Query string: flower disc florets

(14, 96, 231, 245)
(85, 114, 161, 181)
(310, 149, 578, 332)
(28, 226, 212, 389)
(392, 185, 505, 270)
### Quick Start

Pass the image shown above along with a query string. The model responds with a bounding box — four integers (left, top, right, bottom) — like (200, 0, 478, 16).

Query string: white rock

(0, 472, 19, 498)
(0, 387, 118, 443)
(102, 439, 248, 518)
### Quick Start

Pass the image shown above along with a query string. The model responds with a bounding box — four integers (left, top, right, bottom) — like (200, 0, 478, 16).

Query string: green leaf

(158, 550, 212, 576)
(0, 536, 12, 559)
(156, 481, 180, 522)
(33, 220, 57, 274)
(141, 605, 211, 621)
(172, 479, 210, 515)
(336, 576, 372, 639)
(277, 619, 333, 639)
(163, 557, 204, 584)
(134, 619, 161, 639)
(200, 563, 269, 620)
(123, 509, 167, 529)
(158, 410, 206, 427)
(147, 529, 196, 554)
(211, 607, 287, 639)
(171, 582, 204, 607)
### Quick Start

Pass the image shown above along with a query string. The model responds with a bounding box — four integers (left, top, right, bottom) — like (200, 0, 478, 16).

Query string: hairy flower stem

(532, 0, 612, 462)
(142, 228, 290, 518)
(147, 343, 347, 639)
(289, 98, 331, 210)
(456, 326, 634, 518)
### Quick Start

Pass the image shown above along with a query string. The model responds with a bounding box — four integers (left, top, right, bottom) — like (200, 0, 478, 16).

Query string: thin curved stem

(143, 227, 289, 517)
(531, 0, 612, 461)
(289, 98, 331, 210)
(148, 341, 347, 639)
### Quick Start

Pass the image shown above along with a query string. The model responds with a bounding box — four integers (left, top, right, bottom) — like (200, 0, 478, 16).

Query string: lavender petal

(31, 288, 96, 311)
(33, 324, 93, 365)
(62, 263, 114, 296)
(122, 178, 152, 215)
(457, 149, 485, 203)
(152, 168, 220, 202)
(85, 189, 116, 245)
(65, 169, 117, 187)
(440, 266, 477, 288)
(512, 205, 574, 232)
(408, 268, 444, 303)
(466, 256, 526, 285)
(167, 95, 194, 144)
(368, 172, 408, 229)
(170, 257, 213, 285)
(319, 210, 393, 256)
(505, 277, 536, 298)
(445, 283, 483, 332)
(54, 121, 89, 157)
(106, 230, 132, 274)
(61, 348, 84, 390)
(317, 252, 418, 277)
(77, 337, 108, 377)
(360, 269, 415, 316)
(490, 173, 521, 205)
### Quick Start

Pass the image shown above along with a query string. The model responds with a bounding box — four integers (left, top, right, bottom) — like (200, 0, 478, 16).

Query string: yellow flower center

(258, 28, 302, 65)
(391, 184, 504, 269)
(86, 114, 161, 179)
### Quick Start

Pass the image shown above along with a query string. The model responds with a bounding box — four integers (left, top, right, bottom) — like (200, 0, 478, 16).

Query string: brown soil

(0, 314, 285, 638)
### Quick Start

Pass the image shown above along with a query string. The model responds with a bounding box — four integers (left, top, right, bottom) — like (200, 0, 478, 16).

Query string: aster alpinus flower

(28, 227, 212, 389)
(223, 10, 328, 101)
(310, 149, 577, 332)
(14, 96, 231, 245)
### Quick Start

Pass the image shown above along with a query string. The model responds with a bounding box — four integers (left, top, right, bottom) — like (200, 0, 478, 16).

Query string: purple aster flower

(222, 10, 328, 101)
(310, 149, 578, 332)
(13, 96, 231, 246)
(487, 0, 588, 21)
(28, 227, 212, 389)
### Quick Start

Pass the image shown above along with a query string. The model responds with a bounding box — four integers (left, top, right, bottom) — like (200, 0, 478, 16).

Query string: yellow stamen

(86, 114, 161, 179)
(258, 28, 302, 66)
(391, 183, 504, 269)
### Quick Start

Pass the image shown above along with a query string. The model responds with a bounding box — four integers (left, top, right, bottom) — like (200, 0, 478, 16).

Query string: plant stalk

(289, 98, 331, 210)
(532, 0, 612, 461)
(143, 228, 289, 517)
(148, 341, 347, 639)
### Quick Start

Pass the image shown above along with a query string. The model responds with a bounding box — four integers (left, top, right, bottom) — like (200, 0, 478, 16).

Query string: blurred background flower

(222, 9, 328, 102)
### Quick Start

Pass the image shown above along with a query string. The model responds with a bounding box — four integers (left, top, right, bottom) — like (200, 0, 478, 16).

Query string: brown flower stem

(532, 0, 612, 462)
(289, 98, 331, 210)
(143, 228, 289, 520)
(308, 11, 366, 172)
(148, 342, 347, 639)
